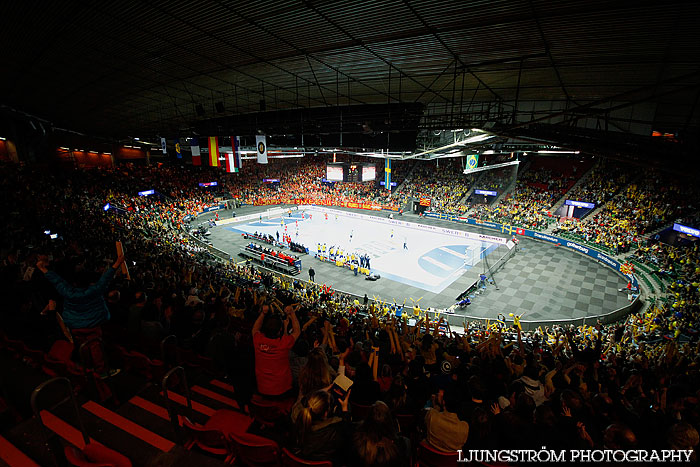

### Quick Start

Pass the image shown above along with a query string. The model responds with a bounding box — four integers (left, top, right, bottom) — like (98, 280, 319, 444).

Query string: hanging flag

(466, 154, 478, 171)
(161, 137, 167, 154)
(226, 136, 241, 173)
(208, 137, 219, 167)
(174, 138, 182, 159)
(256, 135, 268, 164)
(384, 158, 391, 190)
(191, 137, 201, 166)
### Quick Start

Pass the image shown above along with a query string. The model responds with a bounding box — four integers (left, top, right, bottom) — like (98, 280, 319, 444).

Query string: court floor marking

(421, 256, 453, 271)
(438, 247, 467, 259)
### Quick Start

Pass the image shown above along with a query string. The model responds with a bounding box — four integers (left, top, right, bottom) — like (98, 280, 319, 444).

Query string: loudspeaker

(215, 102, 224, 113)
(195, 104, 205, 117)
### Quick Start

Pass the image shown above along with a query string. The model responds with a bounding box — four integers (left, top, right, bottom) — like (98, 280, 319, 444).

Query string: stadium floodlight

(537, 150, 580, 154)
(0, 136, 6, 141)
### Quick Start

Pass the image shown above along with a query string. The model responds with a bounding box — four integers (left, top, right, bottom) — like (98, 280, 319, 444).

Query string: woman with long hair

(298, 346, 335, 396)
(352, 401, 410, 467)
(295, 389, 351, 463)
(292, 347, 336, 423)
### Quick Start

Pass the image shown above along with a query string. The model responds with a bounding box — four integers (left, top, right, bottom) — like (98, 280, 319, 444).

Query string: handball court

(205, 205, 630, 323)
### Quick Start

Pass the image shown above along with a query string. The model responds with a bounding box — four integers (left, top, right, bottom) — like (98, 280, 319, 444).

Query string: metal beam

(402, 0, 503, 101)
(508, 70, 700, 130)
(302, 0, 452, 104)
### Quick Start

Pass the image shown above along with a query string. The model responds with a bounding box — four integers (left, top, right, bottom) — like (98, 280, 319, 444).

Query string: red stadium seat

(121, 350, 164, 381)
(228, 432, 280, 466)
(181, 417, 233, 462)
(249, 394, 291, 428)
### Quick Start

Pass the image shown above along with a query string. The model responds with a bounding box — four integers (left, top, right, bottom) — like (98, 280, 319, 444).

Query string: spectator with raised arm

(252, 302, 301, 397)
(36, 253, 125, 376)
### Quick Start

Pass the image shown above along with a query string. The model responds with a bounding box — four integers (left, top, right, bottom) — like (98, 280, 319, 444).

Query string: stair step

(162, 390, 216, 417)
(0, 434, 40, 467)
(82, 400, 175, 452)
(191, 385, 239, 410)
(129, 395, 172, 421)
(51, 400, 162, 466)
(209, 379, 235, 394)
(39, 410, 93, 450)
(119, 399, 179, 442)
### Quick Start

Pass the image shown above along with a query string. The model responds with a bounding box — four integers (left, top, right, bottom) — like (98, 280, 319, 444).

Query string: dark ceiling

(2, 0, 699, 152)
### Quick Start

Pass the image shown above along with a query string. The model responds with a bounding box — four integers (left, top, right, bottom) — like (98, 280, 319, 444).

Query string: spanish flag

(208, 137, 219, 167)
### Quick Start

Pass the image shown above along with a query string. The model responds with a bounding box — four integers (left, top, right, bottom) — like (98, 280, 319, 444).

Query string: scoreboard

(326, 163, 377, 182)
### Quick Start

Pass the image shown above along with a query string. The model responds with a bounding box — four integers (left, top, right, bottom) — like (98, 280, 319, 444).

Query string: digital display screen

(379, 181, 397, 187)
(199, 182, 218, 187)
(263, 178, 280, 183)
(565, 199, 595, 209)
(326, 165, 344, 182)
(362, 165, 376, 181)
(419, 198, 431, 207)
(103, 203, 110, 211)
(673, 223, 700, 238)
(474, 189, 498, 196)
(138, 189, 155, 196)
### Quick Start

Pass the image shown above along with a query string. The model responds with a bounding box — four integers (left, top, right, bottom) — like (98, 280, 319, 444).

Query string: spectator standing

(308, 266, 315, 283)
(37, 254, 125, 376)
(251, 303, 301, 397)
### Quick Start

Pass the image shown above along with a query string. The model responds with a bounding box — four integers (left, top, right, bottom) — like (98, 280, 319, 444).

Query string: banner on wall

(160, 137, 167, 154)
(256, 135, 268, 164)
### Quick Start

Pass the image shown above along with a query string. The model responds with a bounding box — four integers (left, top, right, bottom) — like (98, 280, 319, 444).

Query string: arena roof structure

(2, 0, 699, 158)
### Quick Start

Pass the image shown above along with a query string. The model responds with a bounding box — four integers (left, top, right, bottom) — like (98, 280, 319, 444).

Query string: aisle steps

(0, 434, 40, 467)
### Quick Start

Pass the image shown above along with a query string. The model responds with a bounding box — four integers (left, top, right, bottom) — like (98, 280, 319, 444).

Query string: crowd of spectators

(218, 157, 406, 211)
(558, 171, 696, 254)
(467, 165, 568, 230)
(1, 159, 699, 465)
(395, 158, 475, 215)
